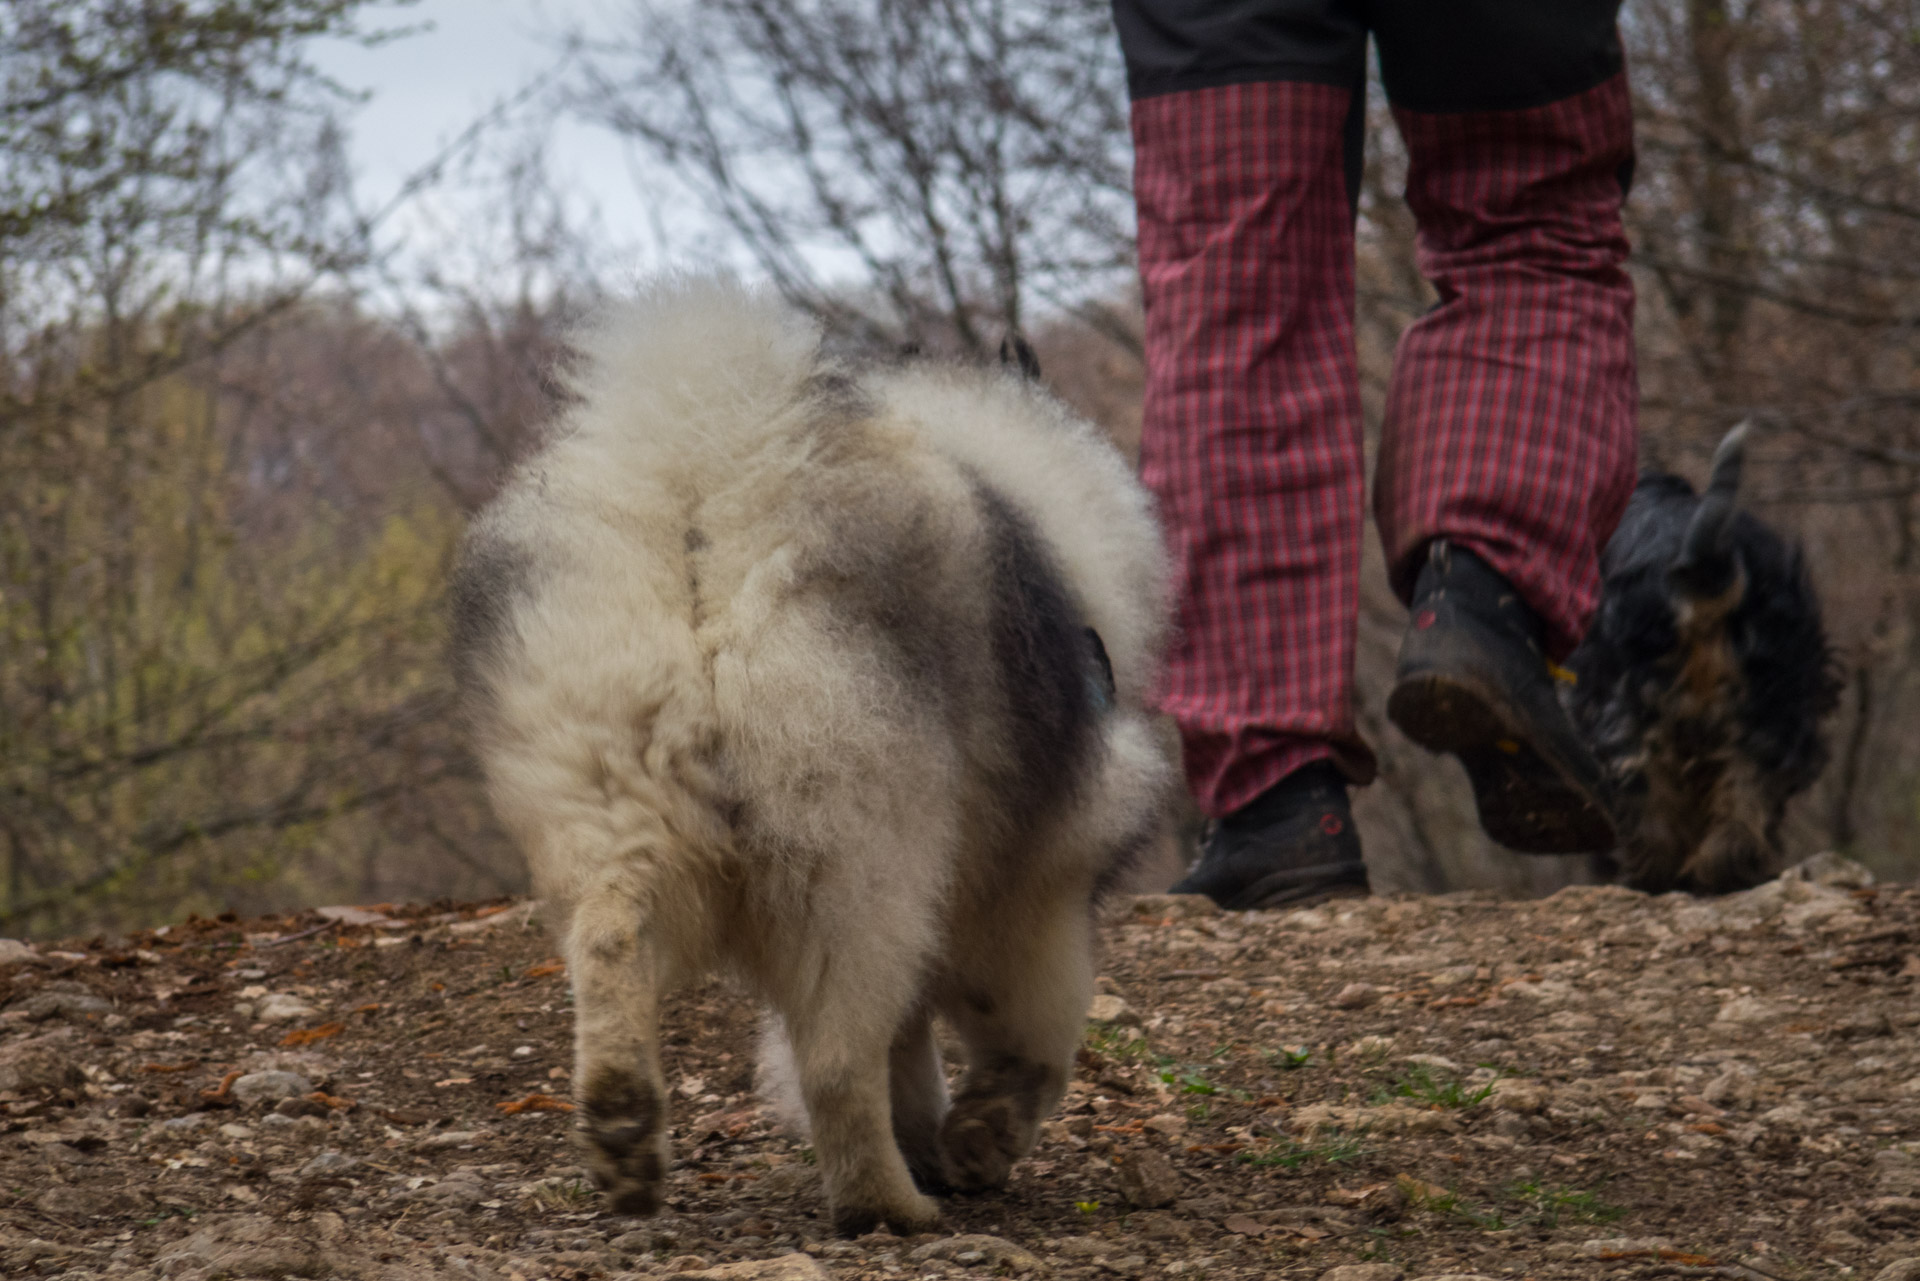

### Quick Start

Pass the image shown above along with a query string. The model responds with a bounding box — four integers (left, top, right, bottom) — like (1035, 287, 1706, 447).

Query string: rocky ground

(3, 856, 1919, 1281)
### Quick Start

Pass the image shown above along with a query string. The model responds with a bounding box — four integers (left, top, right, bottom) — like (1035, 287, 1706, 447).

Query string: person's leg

(1115, 0, 1375, 906)
(1116, 0, 1374, 905)
(1368, 1, 1638, 853)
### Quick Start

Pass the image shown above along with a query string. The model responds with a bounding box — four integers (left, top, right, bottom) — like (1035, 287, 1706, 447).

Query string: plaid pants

(1117, 0, 1640, 817)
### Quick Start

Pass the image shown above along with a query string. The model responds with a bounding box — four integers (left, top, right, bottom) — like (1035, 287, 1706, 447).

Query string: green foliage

(1265, 1045, 1313, 1071)
(1403, 1177, 1621, 1232)
(1084, 1025, 1150, 1060)
(1375, 1065, 1499, 1110)
(1235, 1129, 1371, 1170)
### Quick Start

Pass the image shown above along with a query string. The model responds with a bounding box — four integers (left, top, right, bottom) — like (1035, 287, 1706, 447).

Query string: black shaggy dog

(1566, 424, 1842, 894)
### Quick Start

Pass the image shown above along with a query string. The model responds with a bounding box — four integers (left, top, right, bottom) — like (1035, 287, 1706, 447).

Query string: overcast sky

(313, 0, 665, 277)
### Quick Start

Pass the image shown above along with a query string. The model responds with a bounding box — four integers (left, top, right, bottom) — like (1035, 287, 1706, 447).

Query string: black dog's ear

(1671, 420, 1750, 600)
(999, 333, 1041, 381)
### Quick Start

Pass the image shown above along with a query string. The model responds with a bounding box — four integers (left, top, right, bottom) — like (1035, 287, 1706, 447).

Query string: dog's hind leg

(937, 891, 1091, 1192)
(772, 921, 944, 1236)
(563, 876, 675, 1216)
(889, 1007, 951, 1191)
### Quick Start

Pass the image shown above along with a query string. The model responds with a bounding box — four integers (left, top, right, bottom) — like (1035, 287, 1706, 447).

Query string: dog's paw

(576, 1064, 668, 1216)
(832, 1190, 943, 1238)
(938, 1095, 1024, 1191)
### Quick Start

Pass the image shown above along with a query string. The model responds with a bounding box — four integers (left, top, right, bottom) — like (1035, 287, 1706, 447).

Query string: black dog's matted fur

(1566, 424, 1842, 894)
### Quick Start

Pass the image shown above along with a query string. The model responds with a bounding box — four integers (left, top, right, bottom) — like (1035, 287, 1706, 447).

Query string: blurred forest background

(3, 0, 1916, 936)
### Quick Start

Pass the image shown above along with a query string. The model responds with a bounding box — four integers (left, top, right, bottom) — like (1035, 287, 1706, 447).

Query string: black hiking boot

(1386, 540, 1616, 854)
(1169, 762, 1369, 910)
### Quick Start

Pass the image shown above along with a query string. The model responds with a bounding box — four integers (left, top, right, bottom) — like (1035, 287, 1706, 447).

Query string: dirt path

(2, 858, 1915, 1281)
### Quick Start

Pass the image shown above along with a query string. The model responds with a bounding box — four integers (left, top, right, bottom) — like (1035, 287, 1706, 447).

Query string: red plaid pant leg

(1133, 81, 1377, 820)
(1375, 71, 1640, 659)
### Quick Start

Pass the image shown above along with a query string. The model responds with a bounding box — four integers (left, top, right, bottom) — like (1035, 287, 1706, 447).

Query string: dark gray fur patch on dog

(973, 481, 1100, 821)
(449, 530, 532, 712)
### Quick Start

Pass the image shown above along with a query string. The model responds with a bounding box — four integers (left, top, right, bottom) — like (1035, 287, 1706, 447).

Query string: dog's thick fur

(451, 277, 1171, 1234)
(1566, 425, 1841, 894)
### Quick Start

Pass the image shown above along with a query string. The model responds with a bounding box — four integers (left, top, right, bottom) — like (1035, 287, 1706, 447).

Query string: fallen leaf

(434, 1077, 475, 1088)
(352, 1003, 382, 1016)
(138, 1061, 200, 1074)
(280, 1021, 344, 1048)
(202, 1070, 243, 1103)
(496, 1093, 575, 1115)
(309, 1091, 356, 1111)
(1222, 1214, 1268, 1236)
(524, 959, 566, 979)
(375, 1107, 437, 1126)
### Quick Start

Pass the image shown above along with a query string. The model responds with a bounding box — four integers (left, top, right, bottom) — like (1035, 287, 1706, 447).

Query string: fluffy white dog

(451, 276, 1172, 1234)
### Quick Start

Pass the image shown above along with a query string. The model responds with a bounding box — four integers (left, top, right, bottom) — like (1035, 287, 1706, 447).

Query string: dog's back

(1567, 425, 1839, 892)
(451, 275, 1170, 1232)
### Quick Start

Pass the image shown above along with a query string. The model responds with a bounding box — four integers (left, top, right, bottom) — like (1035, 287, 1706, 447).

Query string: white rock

(229, 1070, 313, 1104)
(1714, 996, 1776, 1025)
(1087, 994, 1138, 1025)
(0, 939, 35, 966)
(254, 994, 319, 1024)
(1781, 851, 1875, 889)
(666, 1253, 831, 1281)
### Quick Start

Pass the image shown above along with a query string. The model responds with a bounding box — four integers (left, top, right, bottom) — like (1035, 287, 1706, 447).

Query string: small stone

(1116, 1147, 1181, 1208)
(666, 1253, 830, 1281)
(416, 1130, 486, 1150)
(0, 939, 35, 966)
(909, 1235, 1043, 1273)
(1702, 1067, 1757, 1109)
(230, 1070, 313, 1104)
(1874, 1262, 1920, 1281)
(1403, 1054, 1459, 1072)
(0, 1030, 85, 1092)
(161, 1113, 213, 1133)
(1087, 993, 1138, 1026)
(254, 994, 319, 1024)
(1129, 894, 1218, 920)
(1715, 996, 1776, 1025)
(21, 981, 112, 1020)
(1144, 1113, 1189, 1138)
(274, 1096, 331, 1119)
(313, 905, 408, 927)
(1321, 1267, 1405, 1281)
(1783, 851, 1876, 889)
(1490, 1079, 1550, 1115)
(299, 1150, 359, 1177)
(1409, 1275, 1497, 1281)
(218, 1123, 254, 1140)
(1332, 983, 1379, 1010)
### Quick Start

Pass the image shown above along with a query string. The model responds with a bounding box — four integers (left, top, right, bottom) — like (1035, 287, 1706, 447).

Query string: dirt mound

(2, 863, 1917, 1280)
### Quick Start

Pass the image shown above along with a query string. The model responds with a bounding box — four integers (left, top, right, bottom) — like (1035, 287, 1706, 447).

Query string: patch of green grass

(1506, 1179, 1622, 1229)
(1265, 1045, 1313, 1071)
(1404, 1178, 1622, 1232)
(1405, 1183, 1507, 1230)
(1158, 1065, 1218, 1095)
(1377, 1064, 1499, 1110)
(1084, 1025, 1151, 1060)
(1235, 1128, 1370, 1169)
(523, 1177, 597, 1212)
(1185, 1100, 1212, 1122)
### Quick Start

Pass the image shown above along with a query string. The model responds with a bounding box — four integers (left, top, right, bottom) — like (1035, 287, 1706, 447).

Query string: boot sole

(1388, 670, 1616, 854)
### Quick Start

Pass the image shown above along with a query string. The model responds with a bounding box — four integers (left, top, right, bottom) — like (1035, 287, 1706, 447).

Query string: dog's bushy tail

(1670, 420, 1750, 600)
(557, 274, 826, 487)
